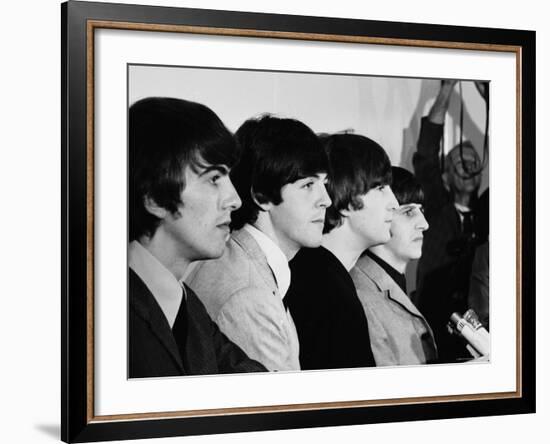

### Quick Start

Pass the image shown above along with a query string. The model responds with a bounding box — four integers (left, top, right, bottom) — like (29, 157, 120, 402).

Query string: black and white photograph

(2, 0, 546, 440)
(128, 65, 491, 378)
(53, 1, 538, 442)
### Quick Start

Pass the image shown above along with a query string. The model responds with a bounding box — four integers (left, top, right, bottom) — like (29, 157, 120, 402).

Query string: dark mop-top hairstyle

(129, 97, 238, 241)
(323, 133, 393, 233)
(230, 114, 328, 230)
(390, 166, 425, 206)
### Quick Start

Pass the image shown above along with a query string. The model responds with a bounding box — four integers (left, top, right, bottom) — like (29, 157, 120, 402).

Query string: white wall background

(129, 64, 488, 188)
(0, 1, 545, 443)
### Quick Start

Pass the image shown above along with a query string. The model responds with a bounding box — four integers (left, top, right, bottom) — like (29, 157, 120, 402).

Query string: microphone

(448, 309, 490, 358)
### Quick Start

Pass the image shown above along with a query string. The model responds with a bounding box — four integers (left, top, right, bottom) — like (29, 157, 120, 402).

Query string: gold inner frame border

(85, 19, 523, 423)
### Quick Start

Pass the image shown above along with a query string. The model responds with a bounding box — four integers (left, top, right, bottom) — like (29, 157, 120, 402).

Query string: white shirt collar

(454, 202, 471, 213)
(244, 224, 291, 298)
(128, 240, 184, 329)
(454, 202, 472, 224)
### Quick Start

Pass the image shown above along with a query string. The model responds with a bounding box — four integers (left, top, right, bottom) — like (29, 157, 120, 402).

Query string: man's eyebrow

(197, 165, 230, 177)
(311, 173, 328, 180)
(398, 203, 422, 210)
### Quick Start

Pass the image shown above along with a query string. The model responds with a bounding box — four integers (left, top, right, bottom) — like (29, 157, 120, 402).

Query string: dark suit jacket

(413, 117, 477, 362)
(468, 241, 489, 330)
(286, 247, 376, 370)
(129, 269, 266, 378)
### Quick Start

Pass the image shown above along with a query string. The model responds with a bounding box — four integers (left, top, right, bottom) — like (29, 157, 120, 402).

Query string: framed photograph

(62, 0, 535, 442)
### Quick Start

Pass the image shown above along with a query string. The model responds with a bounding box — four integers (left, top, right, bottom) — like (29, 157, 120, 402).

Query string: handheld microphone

(448, 309, 490, 357)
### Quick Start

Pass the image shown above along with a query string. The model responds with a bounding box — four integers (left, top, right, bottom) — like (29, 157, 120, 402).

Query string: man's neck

(138, 232, 190, 281)
(452, 190, 475, 209)
(321, 224, 366, 272)
(253, 213, 298, 260)
(368, 245, 407, 274)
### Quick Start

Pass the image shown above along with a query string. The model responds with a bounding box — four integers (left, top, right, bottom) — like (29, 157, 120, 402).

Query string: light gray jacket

(185, 229, 300, 371)
(351, 255, 437, 366)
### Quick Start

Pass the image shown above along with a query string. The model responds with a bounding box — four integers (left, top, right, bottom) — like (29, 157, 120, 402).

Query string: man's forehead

(448, 146, 480, 164)
(296, 172, 328, 181)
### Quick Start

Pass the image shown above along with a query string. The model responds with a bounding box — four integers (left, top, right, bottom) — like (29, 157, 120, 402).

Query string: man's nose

(224, 179, 242, 211)
(318, 183, 332, 208)
(386, 187, 399, 210)
(417, 212, 429, 231)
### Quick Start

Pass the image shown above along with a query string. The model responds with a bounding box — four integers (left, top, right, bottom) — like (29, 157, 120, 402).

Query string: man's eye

(377, 185, 386, 191)
(210, 174, 222, 184)
(302, 181, 314, 189)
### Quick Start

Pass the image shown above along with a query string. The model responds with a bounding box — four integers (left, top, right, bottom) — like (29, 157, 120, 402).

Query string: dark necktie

(460, 210, 474, 238)
(172, 288, 188, 360)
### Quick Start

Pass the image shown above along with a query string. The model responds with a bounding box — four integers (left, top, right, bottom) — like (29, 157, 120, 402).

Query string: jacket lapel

(356, 256, 438, 361)
(232, 228, 278, 290)
(129, 270, 185, 373)
(361, 257, 429, 322)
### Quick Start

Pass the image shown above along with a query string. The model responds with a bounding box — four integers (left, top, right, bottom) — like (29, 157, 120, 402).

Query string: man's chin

(370, 235, 391, 248)
(409, 251, 422, 261)
(458, 181, 480, 193)
(197, 245, 226, 261)
(301, 237, 323, 249)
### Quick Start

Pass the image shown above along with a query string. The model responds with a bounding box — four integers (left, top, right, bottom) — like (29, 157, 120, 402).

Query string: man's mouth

(217, 220, 231, 230)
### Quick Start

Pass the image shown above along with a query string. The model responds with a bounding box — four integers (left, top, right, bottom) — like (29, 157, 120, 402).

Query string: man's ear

(441, 171, 451, 192)
(143, 195, 168, 219)
(339, 207, 352, 219)
(251, 189, 273, 212)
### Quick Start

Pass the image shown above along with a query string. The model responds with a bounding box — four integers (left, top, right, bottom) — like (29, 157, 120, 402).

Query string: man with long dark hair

(128, 97, 265, 378)
(186, 115, 331, 371)
(286, 134, 398, 370)
(351, 166, 437, 366)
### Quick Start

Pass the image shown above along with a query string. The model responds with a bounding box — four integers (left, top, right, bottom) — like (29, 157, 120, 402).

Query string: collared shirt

(244, 224, 291, 299)
(454, 203, 475, 238)
(365, 250, 407, 295)
(454, 202, 471, 214)
(128, 240, 184, 329)
(454, 202, 472, 224)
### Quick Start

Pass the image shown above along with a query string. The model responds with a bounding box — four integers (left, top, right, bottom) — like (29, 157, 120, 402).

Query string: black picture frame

(61, 1, 536, 442)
